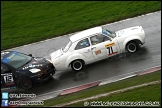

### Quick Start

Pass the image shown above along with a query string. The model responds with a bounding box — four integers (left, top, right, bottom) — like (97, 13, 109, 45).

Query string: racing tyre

(19, 76, 33, 90)
(126, 41, 139, 53)
(71, 60, 84, 71)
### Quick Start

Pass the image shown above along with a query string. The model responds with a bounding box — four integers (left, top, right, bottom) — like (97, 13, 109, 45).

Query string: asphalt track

(4, 11, 161, 99)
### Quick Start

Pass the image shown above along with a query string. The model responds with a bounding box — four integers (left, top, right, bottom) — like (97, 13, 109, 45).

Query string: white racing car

(50, 26, 145, 71)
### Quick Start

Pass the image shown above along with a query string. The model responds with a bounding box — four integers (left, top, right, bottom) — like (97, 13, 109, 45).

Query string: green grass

(67, 83, 161, 107)
(33, 70, 161, 107)
(1, 1, 161, 50)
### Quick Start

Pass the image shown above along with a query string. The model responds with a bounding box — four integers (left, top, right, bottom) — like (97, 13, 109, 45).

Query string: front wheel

(71, 60, 84, 71)
(126, 41, 139, 53)
(18, 76, 33, 90)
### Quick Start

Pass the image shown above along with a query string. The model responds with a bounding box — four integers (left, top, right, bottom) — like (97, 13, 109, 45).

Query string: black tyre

(126, 41, 139, 53)
(71, 60, 84, 71)
(19, 76, 32, 90)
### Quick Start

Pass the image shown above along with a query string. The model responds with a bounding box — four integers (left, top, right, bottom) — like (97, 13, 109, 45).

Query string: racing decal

(106, 46, 117, 56)
(105, 42, 115, 48)
(29, 64, 43, 67)
(23, 64, 43, 70)
(3, 74, 15, 86)
(2, 52, 19, 63)
(118, 30, 125, 35)
(84, 49, 91, 53)
(34, 57, 44, 61)
(95, 50, 101, 55)
(32, 61, 38, 64)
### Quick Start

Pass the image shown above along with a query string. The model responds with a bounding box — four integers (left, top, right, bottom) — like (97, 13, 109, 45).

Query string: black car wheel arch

(18, 76, 33, 90)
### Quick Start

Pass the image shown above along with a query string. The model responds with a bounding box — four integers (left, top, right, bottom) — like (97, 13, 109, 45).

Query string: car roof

(1, 51, 14, 60)
(70, 26, 102, 42)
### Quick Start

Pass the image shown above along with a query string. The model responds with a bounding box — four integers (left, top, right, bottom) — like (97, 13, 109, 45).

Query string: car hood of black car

(20, 57, 49, 71)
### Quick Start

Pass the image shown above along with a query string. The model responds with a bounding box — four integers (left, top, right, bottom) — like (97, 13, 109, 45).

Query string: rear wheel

(126, 41, 139, 53)
(71, 60, 84, 71)
(18, 76, 32, 90)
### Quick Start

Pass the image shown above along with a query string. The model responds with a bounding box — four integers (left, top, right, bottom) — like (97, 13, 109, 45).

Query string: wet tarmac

(3, 11, 161, 100)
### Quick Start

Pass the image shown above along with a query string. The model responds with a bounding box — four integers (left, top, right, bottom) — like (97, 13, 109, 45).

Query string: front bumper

(31, 64, 55, 84)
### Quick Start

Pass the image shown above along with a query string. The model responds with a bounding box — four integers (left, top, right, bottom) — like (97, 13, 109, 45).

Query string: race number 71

(106, 46, 117, 56)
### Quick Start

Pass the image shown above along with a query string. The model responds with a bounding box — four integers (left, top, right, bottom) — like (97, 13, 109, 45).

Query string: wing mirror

(28, 54, 32, 57)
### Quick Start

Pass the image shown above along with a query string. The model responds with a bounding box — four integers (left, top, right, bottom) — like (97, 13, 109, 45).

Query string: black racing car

(1, 51, 55, 90)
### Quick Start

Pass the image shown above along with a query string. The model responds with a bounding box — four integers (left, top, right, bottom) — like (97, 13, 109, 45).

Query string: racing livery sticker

(84, 49, 91, 53)
(106, 46, 117, 56)
(95, 50, 101, 55)
(118, 30, 125, 36)
(2, 52, 19, 63)
(22, 64, 43, 70)
(34, 58, 43, 61)
(105, 42, 117, 56)
(105, 42, 115, 48)
(3, 74, 15, 86)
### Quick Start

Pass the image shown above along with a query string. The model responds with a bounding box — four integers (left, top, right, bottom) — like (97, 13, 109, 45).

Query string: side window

(75, 38, 90, 50)
(90, 34, 110, 45)
(1, 64, 10, 73)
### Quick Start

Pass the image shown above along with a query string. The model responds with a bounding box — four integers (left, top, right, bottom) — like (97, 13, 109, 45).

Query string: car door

(74, 38, 95, 63)
(1, 63, 16, 89)
(90, 34, 119, 60)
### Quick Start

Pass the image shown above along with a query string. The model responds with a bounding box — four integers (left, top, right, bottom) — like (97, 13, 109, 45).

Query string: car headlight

(29, 69, 41, 73)
(46, 59, 52, 63)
